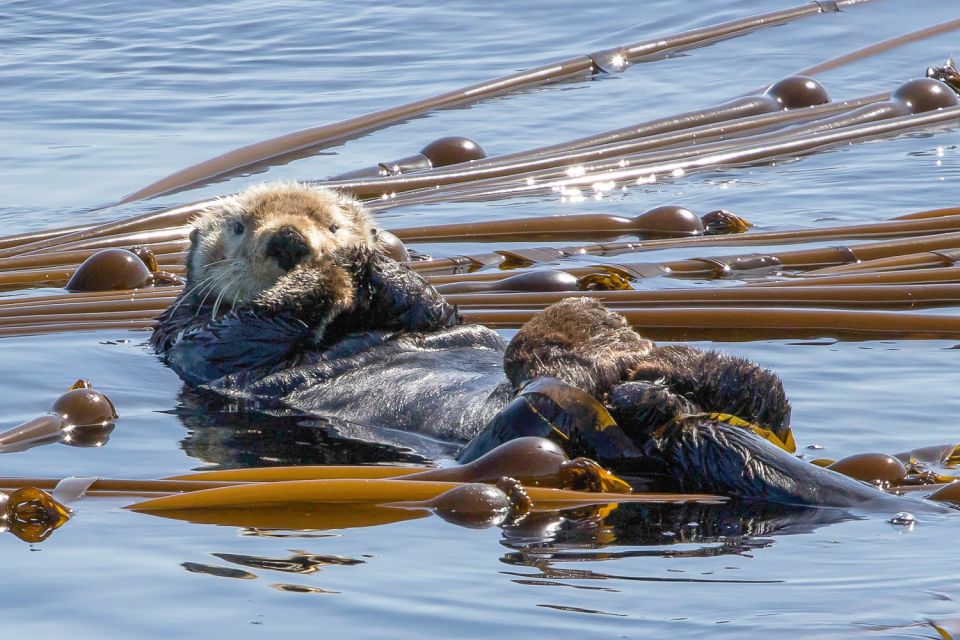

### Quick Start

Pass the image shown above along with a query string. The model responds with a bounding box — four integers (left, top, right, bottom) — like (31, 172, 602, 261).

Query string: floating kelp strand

(0, 477, 239, 493)
(0, 297, 177, 318)
(803, 249, 960, 275)
(381, 101, 960, 208)
(795, 17, 960, 78)
(462, 307, 960, 340)
(127, 478, 720, 512)
(21, 227, 191, 258)
(1, 200, 952, 272)
(0, 242, 185, 273)
(443, 283, 960, 310)
(118, 1, 855, 204)
(0, 268, 77, 289)
(169, 467, 425, 482)
(417, 230, 960, 283)
(0, 222, 94, 252)
(0, 309, 162, 327)
(439, 15, 960, 176)
(396, 211, 960, 263)
(392, 207, 724, 243)
(0, 94, 873, 259)
(0, 286, 180, 308)
(893, 206, 960, 220)
(0, 320, 156, 338)
(324, 82, 873, 199)
(0, 201, 205, 260)
(757, 266, 960, 287)
(449, 76, 845, 169)
(0, 85, 937, 260)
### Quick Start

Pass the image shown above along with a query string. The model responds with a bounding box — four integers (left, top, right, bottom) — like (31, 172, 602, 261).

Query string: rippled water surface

(2, 1, 960, 637)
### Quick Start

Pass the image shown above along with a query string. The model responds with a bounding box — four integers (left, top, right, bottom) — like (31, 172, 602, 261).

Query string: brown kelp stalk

(118, 1, 858, 203)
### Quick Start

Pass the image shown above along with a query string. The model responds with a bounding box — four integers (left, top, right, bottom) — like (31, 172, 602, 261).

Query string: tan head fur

(186, 182, 376, 313)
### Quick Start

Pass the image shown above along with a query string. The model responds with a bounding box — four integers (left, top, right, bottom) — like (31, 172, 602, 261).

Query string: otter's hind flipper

(503, 297, 653, 397)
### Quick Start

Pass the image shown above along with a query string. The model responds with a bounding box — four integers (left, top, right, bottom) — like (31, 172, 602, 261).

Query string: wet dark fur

(504, 297, 654, 397)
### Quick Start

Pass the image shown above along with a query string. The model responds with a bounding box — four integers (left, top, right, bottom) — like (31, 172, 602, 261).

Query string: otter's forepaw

(255, 259, 356, 323)
(330, 245, 376, 274)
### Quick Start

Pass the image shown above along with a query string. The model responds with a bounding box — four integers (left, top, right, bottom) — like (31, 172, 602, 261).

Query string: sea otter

(153, 182, 935, 510)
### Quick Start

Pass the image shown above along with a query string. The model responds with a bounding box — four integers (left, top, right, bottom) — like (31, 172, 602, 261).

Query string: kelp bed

(4, 1, 960, 638)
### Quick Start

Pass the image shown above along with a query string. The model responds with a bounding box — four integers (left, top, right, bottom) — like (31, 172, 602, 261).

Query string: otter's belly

(283, 346, 511, 442)
(222, 325, 512, 443)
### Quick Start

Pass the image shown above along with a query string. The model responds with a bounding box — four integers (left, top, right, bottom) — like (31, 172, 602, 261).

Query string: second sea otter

(153, 181, 927, 509)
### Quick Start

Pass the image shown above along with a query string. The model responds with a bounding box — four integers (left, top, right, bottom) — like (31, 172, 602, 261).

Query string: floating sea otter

(153, 182, 936, 509)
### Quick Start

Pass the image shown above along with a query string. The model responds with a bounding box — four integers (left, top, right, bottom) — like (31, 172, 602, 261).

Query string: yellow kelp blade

(167, 465, 425, 482)
(704, 412, 797, 453)
(128, 478, 723, 512)
(143, 502, 432, 530)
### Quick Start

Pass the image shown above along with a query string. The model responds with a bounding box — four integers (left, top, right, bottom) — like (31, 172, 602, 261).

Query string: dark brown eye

(232, 221, 244, 235)
(329, 224, 338, 234)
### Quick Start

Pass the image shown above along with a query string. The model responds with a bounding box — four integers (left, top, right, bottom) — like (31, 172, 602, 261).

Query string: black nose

(265, 225, 310, 271)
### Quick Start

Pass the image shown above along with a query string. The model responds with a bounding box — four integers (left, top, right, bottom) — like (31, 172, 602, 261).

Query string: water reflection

(211, 551, 365, 574)
(180, 550, 365, 593)
(499, 501, 854, 575)
(175, 387, 444, 468)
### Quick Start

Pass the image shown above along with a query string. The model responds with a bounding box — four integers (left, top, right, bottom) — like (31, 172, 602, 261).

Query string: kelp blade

(167, 465, 426, 482)
(129, 478, 722, 511)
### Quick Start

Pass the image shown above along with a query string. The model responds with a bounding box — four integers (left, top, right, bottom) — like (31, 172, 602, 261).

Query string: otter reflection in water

(155, 182, 940, 511)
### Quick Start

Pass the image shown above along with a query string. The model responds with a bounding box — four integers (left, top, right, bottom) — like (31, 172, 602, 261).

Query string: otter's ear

(189, 228, 200, 244)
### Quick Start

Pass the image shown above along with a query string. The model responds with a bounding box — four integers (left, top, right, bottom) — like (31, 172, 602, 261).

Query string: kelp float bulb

(434, 270, 581, 294)
(927, 482, 960, 505)
(890, 77, 960, 114)
(405, 436, 630, 493)
(65, 248, 153, 292)
(426, 483, 514, 528)
(0, 381, 117, 452)
(374, 230, 410, 262)
(763, 75, 830, 109)
(331, 136, 487, 180)
(419, 136, 487, 168)
(827, 452, 907, 486)
(633, 205, 705, 236)
(49, 381, 118, 427)
(406, 437, 570, 485)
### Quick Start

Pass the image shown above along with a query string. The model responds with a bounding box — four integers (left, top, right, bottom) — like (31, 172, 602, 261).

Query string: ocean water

(1, 1, 960, 637)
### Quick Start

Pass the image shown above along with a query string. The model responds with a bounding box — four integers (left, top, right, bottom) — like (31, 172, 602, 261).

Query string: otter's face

(186, 183, 375, 315)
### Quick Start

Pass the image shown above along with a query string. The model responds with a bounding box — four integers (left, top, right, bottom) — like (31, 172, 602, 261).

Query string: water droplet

(889, 512, 916, 526)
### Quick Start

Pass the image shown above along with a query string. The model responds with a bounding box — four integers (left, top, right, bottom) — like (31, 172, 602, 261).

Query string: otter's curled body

(154, 182, 928, 510)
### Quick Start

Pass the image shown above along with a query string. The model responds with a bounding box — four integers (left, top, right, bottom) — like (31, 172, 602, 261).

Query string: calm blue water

(2, 1, 960, 637)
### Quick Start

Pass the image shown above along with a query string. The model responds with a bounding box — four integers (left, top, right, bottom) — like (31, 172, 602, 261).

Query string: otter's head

(186, 182, 376, 311)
